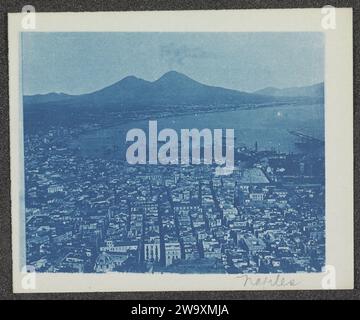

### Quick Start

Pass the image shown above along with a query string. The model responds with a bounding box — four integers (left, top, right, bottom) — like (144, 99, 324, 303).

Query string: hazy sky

(22, 32, 324, 96)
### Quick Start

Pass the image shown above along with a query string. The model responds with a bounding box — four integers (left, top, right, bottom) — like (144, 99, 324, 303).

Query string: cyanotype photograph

(8, 9, 353, 292)
(22, 32, 325, 274)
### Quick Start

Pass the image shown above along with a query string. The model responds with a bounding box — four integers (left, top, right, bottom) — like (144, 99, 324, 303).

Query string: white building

(144, 237, 161, 262)
(100, 240, 138, 253)
(164, 241, 181, 266)
(47, 185, 63, 193)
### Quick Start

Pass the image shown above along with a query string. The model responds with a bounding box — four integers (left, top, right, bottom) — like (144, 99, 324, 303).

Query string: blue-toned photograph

(22, 32, 325, 274)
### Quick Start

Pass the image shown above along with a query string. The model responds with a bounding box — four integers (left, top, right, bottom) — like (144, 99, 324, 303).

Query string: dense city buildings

(24, 123, 325, 274)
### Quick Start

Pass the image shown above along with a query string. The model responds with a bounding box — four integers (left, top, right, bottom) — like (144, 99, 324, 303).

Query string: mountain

(23, 92, 74, 105)
(23, 71, 324, 132)
(23, 71, 275, 109)
(254, 82, 324, 98)
(24, 71, 324, 112)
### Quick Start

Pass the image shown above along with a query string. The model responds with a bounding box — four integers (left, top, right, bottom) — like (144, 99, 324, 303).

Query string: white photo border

(8, 9, 354, 292)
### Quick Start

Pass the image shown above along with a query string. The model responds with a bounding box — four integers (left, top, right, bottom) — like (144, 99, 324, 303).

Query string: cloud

(160, 43, 216, 68)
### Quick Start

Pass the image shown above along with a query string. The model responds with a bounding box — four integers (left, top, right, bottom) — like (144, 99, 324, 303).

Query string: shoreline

(74, 101, 323, 137)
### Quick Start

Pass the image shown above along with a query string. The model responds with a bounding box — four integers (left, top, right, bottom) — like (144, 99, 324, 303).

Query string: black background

(0, 0, 358, 300)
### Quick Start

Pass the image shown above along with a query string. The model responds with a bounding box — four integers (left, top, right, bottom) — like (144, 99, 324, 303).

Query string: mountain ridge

(254, 82, 324, 98)
(23, 71, 324, 107)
